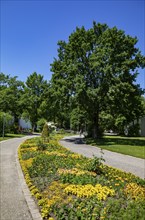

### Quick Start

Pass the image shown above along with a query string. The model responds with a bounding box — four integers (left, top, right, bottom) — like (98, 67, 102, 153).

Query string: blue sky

(1, 0, 145, 89)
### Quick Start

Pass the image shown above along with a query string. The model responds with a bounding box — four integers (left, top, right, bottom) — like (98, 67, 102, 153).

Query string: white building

(19, 118, 32, 130)
(139, 116, 145, 137)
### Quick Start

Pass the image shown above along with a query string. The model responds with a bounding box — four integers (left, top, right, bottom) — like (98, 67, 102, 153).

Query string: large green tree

(0, 112, 13, 136)
(0, 73, 24, 126)
(22, 72, 48, 131)
(51, 22, 145, 138)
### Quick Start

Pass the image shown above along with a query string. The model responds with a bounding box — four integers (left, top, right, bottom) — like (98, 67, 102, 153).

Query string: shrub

(37, 139, 47, 151)
(41, 123, 49, 142)
(86, 152, 105, 174)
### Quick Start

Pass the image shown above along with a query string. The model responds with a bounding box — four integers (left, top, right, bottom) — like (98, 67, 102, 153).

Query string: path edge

(16, 144, 43, 220)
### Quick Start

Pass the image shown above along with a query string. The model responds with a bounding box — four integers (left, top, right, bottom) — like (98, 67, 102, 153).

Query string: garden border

(16, 144, 43, 220)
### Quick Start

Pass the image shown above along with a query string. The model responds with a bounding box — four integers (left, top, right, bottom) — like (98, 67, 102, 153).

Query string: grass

(0, 133, 26, 142)
(85, 135, 145, 159)
(0, 131, 73, 142)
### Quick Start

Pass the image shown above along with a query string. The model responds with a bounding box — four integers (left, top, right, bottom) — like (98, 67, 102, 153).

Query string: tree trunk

(13, 114, 19, 133)
(92, 111, 101, 139)
(14, 114, 19, 125)
(32, 122, 37, 132)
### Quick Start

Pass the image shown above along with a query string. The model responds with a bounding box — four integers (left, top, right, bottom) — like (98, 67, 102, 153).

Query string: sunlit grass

(0, 133, 26, 142)
(85, 136, 145, 159)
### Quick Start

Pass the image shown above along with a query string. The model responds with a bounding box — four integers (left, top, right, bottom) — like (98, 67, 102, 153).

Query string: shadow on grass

(86, 136, 145, 147)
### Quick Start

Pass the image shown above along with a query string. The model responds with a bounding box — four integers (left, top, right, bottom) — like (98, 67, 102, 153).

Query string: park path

(60, 135, 145, 179)
(0, 136, 42, 220)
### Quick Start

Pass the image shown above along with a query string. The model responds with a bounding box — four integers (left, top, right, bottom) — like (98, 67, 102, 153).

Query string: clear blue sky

(1, 0, 145, 89)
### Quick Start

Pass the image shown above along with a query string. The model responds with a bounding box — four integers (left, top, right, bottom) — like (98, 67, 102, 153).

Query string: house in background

(139, 116, 145, 137)
(124, 116, 145, 137)
(19, 118, 32, 130)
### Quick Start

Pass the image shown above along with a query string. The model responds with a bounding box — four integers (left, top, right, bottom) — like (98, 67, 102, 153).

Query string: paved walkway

(0, 136, 42, 220)
(60, 135, 145, 179)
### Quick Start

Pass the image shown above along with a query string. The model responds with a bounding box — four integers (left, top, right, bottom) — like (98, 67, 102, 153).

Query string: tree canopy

(22, 72, 49, 131)
(0, 22, 145, 137)
(50, 22, 145, 138)
(0, 73, 24, 122)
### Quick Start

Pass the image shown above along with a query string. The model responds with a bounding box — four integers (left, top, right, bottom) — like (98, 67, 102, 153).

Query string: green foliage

(22, 72, 48, 131)
(70, 107, 87, 131)
(141, 96, 145, 114)
(41, 123, 49, 142)
(0, 73, 24, 128)
(21, 112, 30, 123)
(105, 198, 145, 220)
(51, 22, 145, 138)
(100, 112, 115, 131)
(60, 173, 97, 185)
(37, 118, 46, 132)
(1, 22, 145, 137)
(21, 151, 39, 160)
(28, 154, 53, 178)
(37, 139, 48, 151)
(53, 198, 104, 220)
(128, 123, 140, 137)
(1, 21, 145, 137)
(0, 112, 13, 136)
(86, 153, 105, 174)
(20, 143, 32, 149)
(115, 115, 127, 134)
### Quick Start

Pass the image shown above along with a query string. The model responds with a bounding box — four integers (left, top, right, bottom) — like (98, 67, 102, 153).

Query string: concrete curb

(16, 144, 43, 220)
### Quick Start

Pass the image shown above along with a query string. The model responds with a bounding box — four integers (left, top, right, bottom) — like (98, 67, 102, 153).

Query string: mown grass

(0, 133, 26, 142)
(85, 136, 145, 159)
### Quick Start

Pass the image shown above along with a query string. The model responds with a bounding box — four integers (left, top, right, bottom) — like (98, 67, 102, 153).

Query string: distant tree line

(0, 22, 145, 138)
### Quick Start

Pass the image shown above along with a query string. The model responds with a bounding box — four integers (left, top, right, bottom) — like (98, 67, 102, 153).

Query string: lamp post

(2, 113, 5, 138)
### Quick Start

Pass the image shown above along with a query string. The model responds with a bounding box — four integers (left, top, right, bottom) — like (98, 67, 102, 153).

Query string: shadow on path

(64, 136, 85, 144)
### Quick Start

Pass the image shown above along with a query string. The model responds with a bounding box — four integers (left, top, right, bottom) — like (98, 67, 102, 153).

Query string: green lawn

(85, 135, 145, 159)
(0, 133, 26, 142)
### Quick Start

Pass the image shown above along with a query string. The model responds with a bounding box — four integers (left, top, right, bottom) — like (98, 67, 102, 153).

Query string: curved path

(0, 136, 42, 220)
(60, 135, 145, 179)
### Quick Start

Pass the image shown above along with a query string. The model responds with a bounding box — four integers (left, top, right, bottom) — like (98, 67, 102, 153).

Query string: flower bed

(18, 136, 145, 220)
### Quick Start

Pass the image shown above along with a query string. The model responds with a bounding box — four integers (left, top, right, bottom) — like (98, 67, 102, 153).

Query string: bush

(37, 140, 47, 151)
(41, 123, 49, 142)
(86, 153, 105, 174)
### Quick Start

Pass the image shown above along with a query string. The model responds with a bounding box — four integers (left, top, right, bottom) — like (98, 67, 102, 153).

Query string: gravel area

(60, 135, 145, 179)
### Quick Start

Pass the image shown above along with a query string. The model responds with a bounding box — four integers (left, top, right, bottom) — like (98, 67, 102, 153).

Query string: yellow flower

(115, 183, 120, 186)
(57, 168, 96, 176)
(124, 183, 145, 200)
(64, 183, 115, 200)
